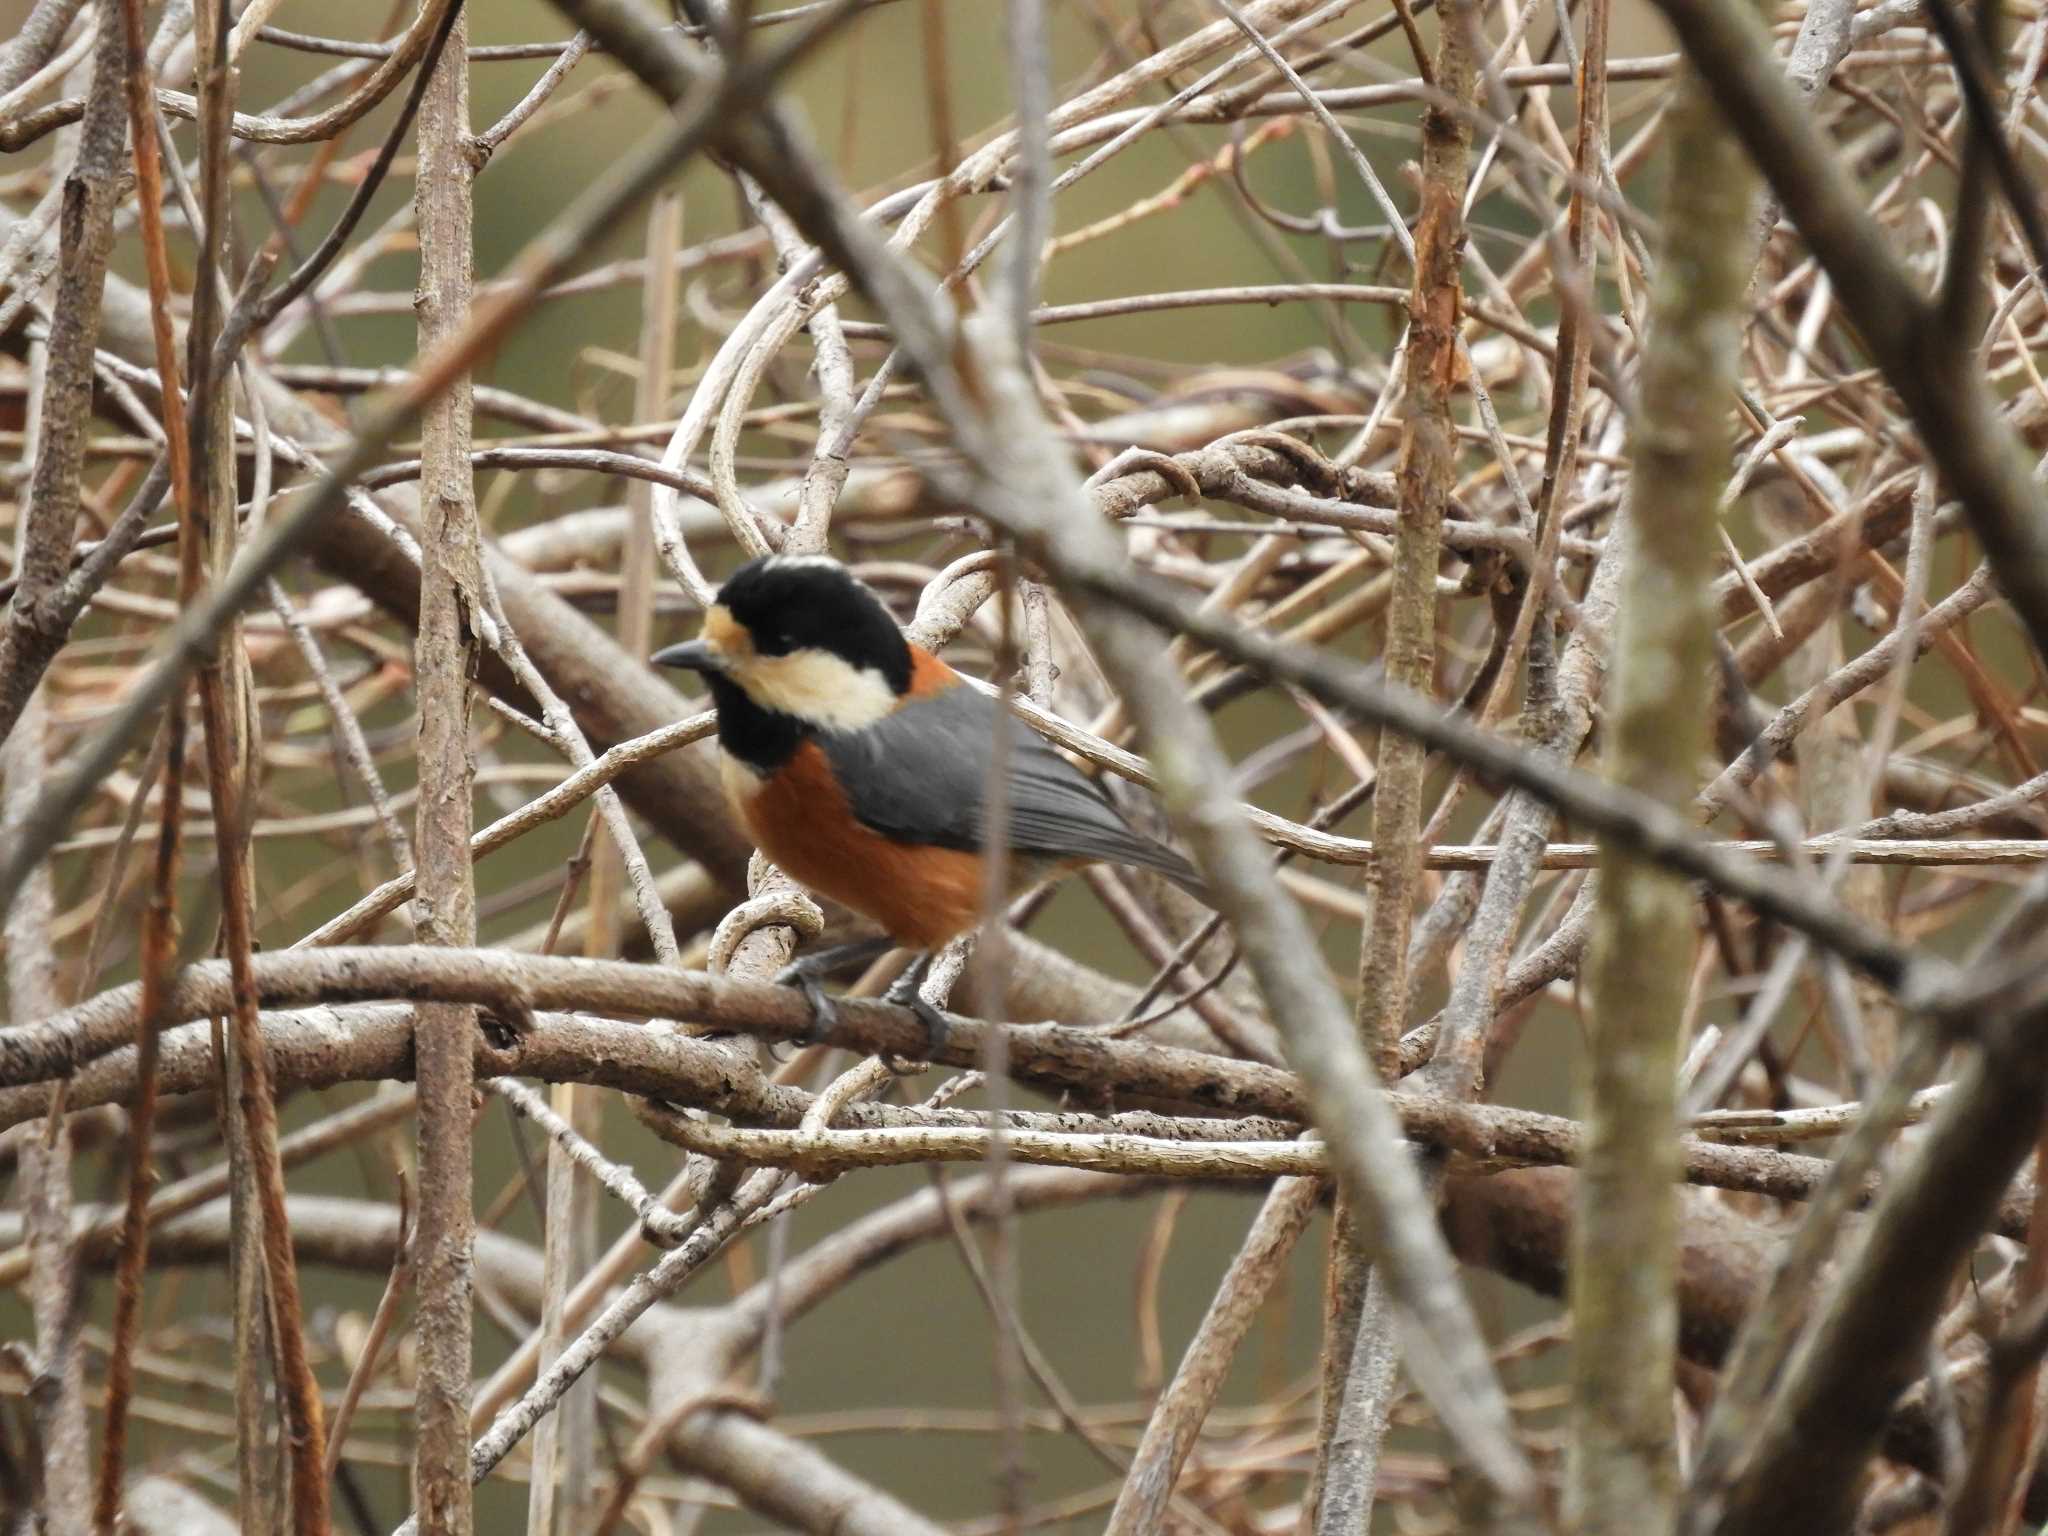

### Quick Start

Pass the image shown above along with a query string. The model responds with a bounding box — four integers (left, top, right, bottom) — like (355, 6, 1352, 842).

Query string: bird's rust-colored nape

(905, 644, 962, 699)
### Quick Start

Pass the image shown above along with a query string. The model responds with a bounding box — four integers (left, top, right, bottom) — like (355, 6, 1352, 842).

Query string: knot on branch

(707, 858, 825, 980)
(1222, 428, 1342, 495)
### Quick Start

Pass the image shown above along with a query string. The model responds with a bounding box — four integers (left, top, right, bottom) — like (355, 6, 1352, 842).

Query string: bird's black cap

(715, 555, 912, 693)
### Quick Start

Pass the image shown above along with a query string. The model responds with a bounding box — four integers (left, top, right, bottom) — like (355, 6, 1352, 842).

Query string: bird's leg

(773, 936, 893, 1044)
(881, 950, 951, 1058)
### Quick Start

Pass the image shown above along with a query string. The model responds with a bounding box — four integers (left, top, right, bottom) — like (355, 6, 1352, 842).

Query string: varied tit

(651, 554, 1205, 1043)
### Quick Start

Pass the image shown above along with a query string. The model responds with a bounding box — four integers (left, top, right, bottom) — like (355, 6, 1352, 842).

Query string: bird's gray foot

(774, 937, 892, 1045)
(881, 953, 949, 1059)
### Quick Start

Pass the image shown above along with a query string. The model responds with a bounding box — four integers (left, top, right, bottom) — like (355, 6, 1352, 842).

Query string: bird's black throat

(706, 673, 809, 774)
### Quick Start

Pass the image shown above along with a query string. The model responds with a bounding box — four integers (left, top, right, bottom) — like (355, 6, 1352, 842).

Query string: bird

(651, 553, 1206, 1046)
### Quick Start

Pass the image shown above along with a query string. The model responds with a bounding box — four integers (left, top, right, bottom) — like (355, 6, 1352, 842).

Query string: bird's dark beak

(651, 639, 727, 675)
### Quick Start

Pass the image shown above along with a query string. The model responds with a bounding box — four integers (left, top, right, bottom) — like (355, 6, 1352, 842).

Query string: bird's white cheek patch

(734, 650, 896, 730)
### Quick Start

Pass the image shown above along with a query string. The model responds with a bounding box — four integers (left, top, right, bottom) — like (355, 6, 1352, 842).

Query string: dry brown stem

(410, 8, 481, 1532)
(1568, 40, 1753, 1531)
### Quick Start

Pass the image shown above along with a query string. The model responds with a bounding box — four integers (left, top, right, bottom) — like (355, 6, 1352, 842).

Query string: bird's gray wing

(820, 686, 1206, 897)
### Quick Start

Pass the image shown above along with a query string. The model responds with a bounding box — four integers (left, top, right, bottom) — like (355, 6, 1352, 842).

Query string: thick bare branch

(1569, 51, 1753, 1533)
(411, 8, 481, 1531)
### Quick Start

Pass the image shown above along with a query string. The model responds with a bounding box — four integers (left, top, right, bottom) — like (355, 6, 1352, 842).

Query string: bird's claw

(882, 972, 950, 1060)
(908, 995, 950, 1058)
(771, 937, 892, 1049)
(774, 961, 842, 1046)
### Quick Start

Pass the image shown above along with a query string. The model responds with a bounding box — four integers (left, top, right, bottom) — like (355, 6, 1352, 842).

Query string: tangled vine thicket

(2, 0, 2047, 1531)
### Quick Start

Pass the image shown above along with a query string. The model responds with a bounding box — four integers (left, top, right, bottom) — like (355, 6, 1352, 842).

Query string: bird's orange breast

(725, 739, 986, 951)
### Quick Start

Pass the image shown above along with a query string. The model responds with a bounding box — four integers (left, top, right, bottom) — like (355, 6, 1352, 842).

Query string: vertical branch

(92, 687, 184, 1536)
(184, 12, 274, 1530)
(1105, 1176, 1320, 1536)
(222, 1068, 278, 1536)
(577, 189, 676, 965)
(411, 5, 481, 1532)
(115, 0, 188, 520)
(979, 7, 1054, 1520)
(184, 1, 331, 1528)
(80, 257, 191, 1536)
(1000, 0, 1050, 348)
(1934, 0, 2001, 335)
(584, 192, 680, 960)
(4, 553, 87, 1530)
(1311, 4, 1476, 1527)
(918, 0, 965, 274)
(1302, 1206, 1386, 1536)
(975, 572, 1028, 1534)
(200, 521, 330, 1536)
(528, 187, 680, 1536)
(525, 1081, 594, 1536)
(1756, 493, 1895, 1070)
(1351, 0, 1472, 1079)
(184, 6, 278, 1531)
(0, 0, 126, 752)
(1566, 55, 1753, 1536)
(523, 815, 599, 1524)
